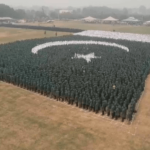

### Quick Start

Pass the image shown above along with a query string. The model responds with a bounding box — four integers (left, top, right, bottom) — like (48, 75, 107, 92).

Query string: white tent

(102, 16, 118, 23)
(81, 16, 99, 23)
(122, 17, 140, 22)
(143, 21, 150, 26)
(0, 17, 15, 23)
(0, 17, 14, 21)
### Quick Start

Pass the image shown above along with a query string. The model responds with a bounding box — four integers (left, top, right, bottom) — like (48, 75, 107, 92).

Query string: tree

(50, 11, 58, 19)
(16, 9, 26, 19)
(139, 6, 147, 15)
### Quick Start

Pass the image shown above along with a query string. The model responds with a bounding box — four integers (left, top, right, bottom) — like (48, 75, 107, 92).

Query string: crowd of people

(0, 35, 150, 122)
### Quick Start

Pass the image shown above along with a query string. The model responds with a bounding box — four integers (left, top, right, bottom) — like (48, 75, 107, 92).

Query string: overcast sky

(0, 0, 149, 8)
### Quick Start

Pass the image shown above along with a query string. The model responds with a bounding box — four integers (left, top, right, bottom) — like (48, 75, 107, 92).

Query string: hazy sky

(0, 0, 149, 8)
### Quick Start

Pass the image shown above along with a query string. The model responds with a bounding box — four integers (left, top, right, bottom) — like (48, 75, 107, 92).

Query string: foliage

(0, 4, 26, 19)
(0, 4, 150, 21)
(0, 36, 150, 122)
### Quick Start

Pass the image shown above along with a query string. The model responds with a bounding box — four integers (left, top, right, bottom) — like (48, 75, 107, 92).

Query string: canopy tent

(0, 17, 13, 21)
(102, 16, 118, 23)
(0, 17, 15, 23)
(81, 16, 99, 23)
(122, 17, 141, 24)
(143, 21, 150, 26)
(122, 17, 140, 23)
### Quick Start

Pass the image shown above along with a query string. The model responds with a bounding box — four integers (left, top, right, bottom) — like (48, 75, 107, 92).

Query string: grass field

(21, 20, 150, 34)
(0, 27, 150, 150)
(0, 27, 71, 44)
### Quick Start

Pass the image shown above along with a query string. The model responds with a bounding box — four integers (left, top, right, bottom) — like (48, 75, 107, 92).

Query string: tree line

(0, 4, 150, 21)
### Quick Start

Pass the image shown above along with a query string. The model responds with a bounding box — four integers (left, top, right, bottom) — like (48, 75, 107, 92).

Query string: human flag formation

(0, 30, 150, 122)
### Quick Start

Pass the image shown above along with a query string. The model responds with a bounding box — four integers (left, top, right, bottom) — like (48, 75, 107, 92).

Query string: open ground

(21, 20, 150, 34)
(0, 26, 150, 150)
(0, 27, 71, 44)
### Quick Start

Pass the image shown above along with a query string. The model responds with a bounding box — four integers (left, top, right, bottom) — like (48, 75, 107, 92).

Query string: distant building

(59, 10, 73, 14)
(18, 19, 26, 23)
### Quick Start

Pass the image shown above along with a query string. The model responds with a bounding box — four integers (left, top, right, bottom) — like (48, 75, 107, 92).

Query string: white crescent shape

(31, 41, 129, 54)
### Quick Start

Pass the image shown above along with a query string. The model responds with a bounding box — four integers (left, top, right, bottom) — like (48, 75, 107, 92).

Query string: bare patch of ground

(21, 21, 150, 34)
(0, 75, 150, 150)
(0, 27, 71, 44)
